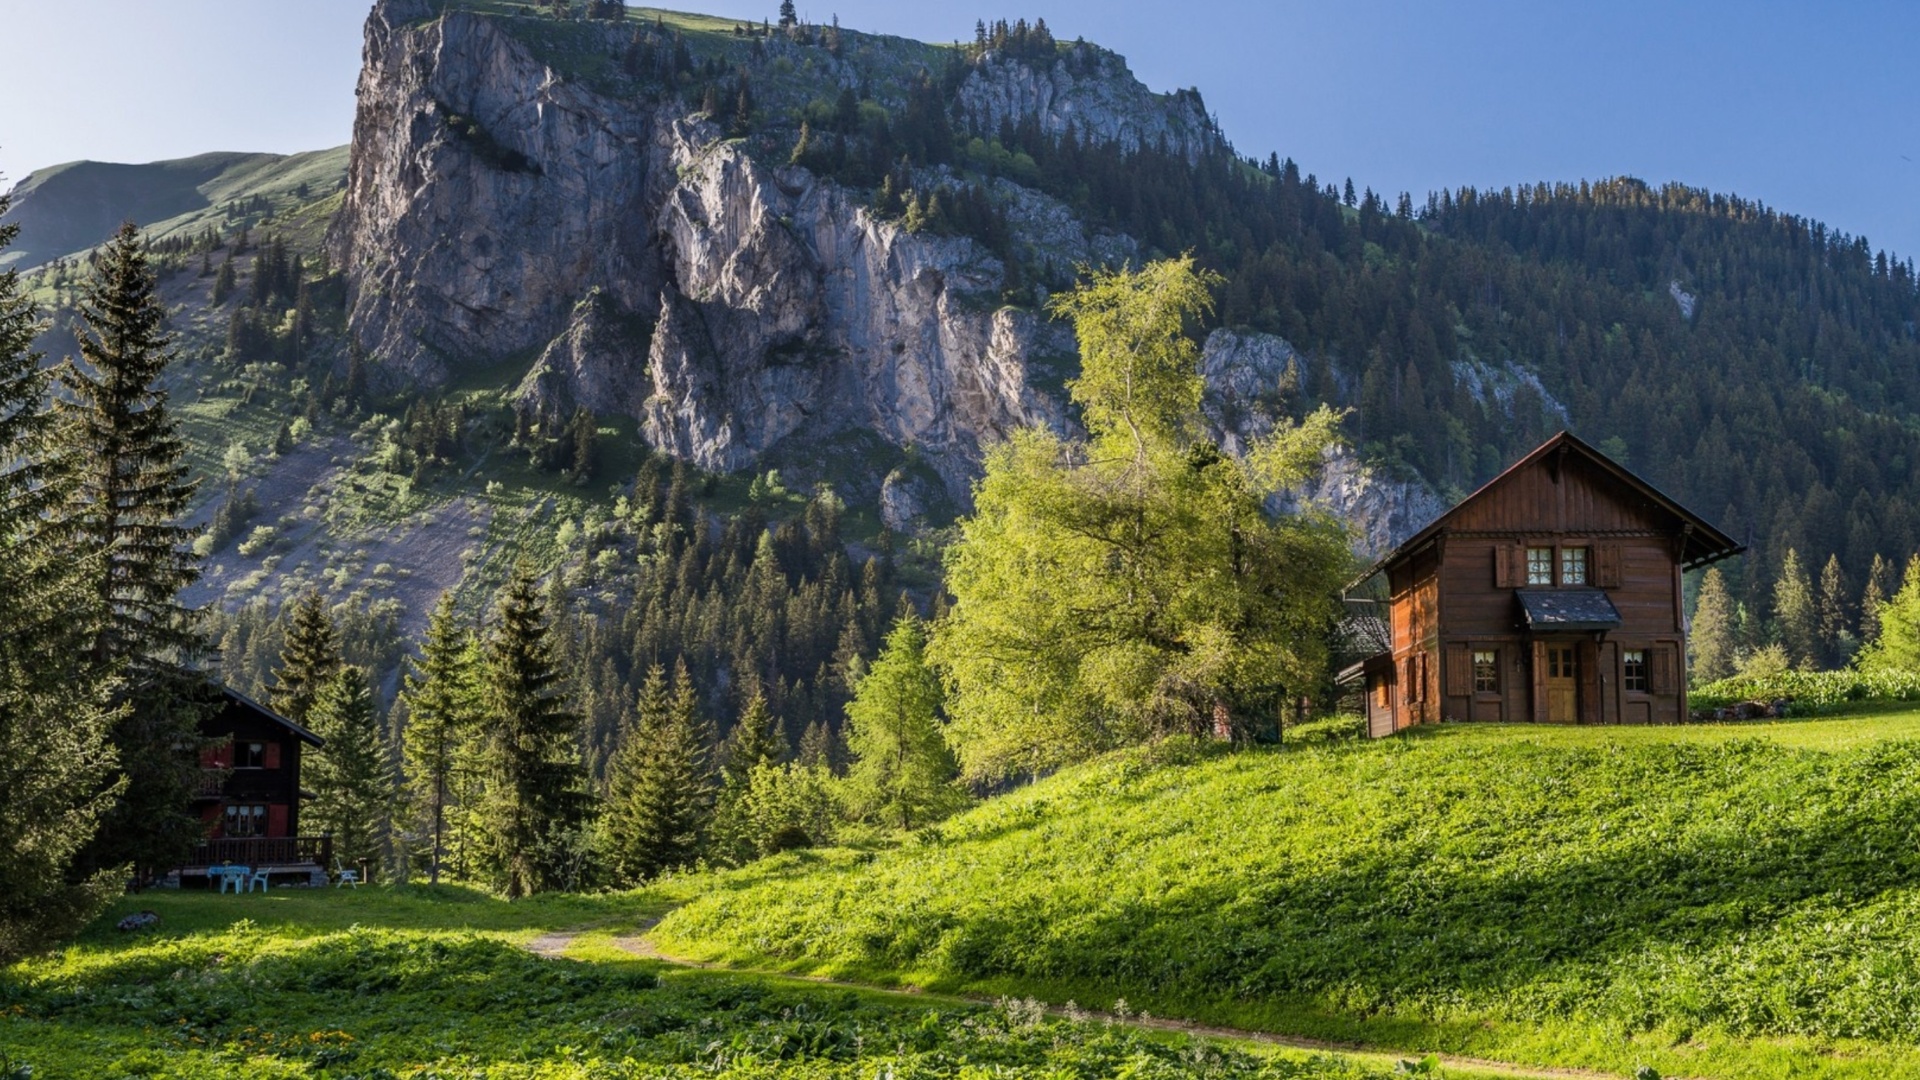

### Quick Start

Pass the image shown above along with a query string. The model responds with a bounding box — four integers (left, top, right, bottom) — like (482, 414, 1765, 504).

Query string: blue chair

(334, 868, 360, 888)
(247, 867, 271, 893)
(217, 865, 251, 894)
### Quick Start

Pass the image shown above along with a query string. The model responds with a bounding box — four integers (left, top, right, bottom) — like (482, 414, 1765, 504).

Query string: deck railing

(195, 770, 227, 798)
(186, 835, 333, 869)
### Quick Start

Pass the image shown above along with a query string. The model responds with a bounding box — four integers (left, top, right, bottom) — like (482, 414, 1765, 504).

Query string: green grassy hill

(655, 713, 1920, 1079)
(0, 147, 347, 269)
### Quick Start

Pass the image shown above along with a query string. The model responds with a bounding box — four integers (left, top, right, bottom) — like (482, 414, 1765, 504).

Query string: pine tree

(480, 563, 589, 897)
(568, 406, 598, 483)
(709, 683, 786, 864)
(842, 613, 963, 830)
(1817, 553, 1853, 669)
(796, 718, 837, 772)
(777, 0, 796, 27)
(272, 591, 343, 724)
(307, 665, 393, 876)
(1772, 549, 1818, 670)
(1859, 555, 1920, 676)
(1861, 553, 1894, 646)
(0, 188, 124, 963)
(1689, 567, 1737, 684)
(602, 659, 716, 883)
(54, 221, 209, 878)
(400, 593, 481, 884)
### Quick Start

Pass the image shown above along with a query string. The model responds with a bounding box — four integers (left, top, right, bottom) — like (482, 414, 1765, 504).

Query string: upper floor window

(1623, 649, 1648, 693)
(1473, 650, 1499, 693)
(1526, 547, 1554, 585)
(236, 742, 267, 769)
(224, 803, 267, 837)
(1561, 547, 1589, 586)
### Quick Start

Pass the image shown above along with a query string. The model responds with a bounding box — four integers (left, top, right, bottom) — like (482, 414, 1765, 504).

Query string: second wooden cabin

(1346, 432, 1742, 737)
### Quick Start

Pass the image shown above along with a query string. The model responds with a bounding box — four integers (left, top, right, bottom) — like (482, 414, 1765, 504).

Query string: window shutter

(1596, 543, 1623, 588)
(267, 804, 289, 838)
(1531, 641, 1550, 721)
(1578, 640, 1601, 724)
(1651, 645, 1678, 695)
(1445, 645, 1470, 697)
(1494, 544, 1516, 588)
(264, 741, 282, 769)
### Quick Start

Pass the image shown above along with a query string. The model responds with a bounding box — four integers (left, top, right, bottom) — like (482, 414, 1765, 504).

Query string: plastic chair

(247, 868, 271, 893)
(335, 869, 360, 888)
(218, 866, 251, 894)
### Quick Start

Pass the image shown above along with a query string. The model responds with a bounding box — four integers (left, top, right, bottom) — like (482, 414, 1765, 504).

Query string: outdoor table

(213, 866, 252, 894)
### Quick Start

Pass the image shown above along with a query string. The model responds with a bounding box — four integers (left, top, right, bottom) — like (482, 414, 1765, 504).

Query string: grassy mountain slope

(655, 712, 1920, 1078)
(0, 148, 347, 269)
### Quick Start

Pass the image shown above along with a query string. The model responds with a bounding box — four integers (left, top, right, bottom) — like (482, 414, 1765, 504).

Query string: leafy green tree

(307, 665, 393, 875)
(602, 660, 716, 884)
(1772, 549, 1818, 670)
(480, 563, 589, 897)
(931, 258, 1352, 781)
(271, 591, 343, 724)
(1689, 567, 1738, 684)
(710, 684, 787, 863)
(400, 593, 483, 884)
(738, 760, 837, 853)
(54, 221, 209, 878)
(1858, 556, 1920, 676)
(842, 613, 963, 830)
(0, 188, 124, 962)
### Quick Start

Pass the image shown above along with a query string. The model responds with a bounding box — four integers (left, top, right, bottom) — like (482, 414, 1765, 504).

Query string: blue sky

(3, 1, 1916, 258)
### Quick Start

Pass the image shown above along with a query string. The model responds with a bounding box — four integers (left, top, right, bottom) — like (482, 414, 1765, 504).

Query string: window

(1527, 547, 1554, 585)
(1561, 547, 1588, 586)
(223, 804, 268, 837)
(1473, 650, 1499, 693)
(1623, 650, 1648, 693)
(235, 742, 266, 769)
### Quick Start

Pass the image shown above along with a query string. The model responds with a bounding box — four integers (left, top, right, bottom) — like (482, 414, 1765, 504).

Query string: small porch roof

(1517, 589, 1623, 632)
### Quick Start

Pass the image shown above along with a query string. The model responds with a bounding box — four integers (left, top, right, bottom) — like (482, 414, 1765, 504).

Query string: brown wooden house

(1345, 432, 1742, 738)
(181, 686, 332, 884)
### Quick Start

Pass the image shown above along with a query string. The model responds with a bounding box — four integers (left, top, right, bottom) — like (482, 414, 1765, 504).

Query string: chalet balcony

(194, 770, 228, 799)
(186, 835, 333, 870)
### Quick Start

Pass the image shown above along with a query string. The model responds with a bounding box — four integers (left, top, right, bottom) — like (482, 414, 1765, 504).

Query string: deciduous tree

(842, 613, 963, 830)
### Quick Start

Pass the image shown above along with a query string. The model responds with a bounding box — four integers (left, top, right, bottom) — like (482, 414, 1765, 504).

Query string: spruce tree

(842, 614, 963, 830)
(480, 563, 589, 897)
(1690, 567, 1737, 684)
(1772, 549, 1818, 671)
(55, 221, 208, 878)
(1861, 553, 1894, 646)
(272, 591, 343, 724)
(709, 682, 786, 864)
(0, 189, 124, 962)
(1859, 556, 1920, 676)
(307, 665, 393, 876)
(400, 592, 482, 884)
(602, 660, 715, 884)
(1817, 553, 1853, 669)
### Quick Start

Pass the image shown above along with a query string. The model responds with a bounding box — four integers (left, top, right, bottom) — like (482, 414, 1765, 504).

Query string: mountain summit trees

(932, 258, 1353, 781)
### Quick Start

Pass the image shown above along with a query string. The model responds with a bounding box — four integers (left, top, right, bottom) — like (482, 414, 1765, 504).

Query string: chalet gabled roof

(221, 685, 325, 748)
(1351, 431, 1743, 592)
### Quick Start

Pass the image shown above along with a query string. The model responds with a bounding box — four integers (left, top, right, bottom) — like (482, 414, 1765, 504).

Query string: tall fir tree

(842, 613, 963, 830)
(1859, 555, 1920, 676)
(0, 188, 125, 961)
(481, 563, 589, 897)
(1860, 553, 1894, 647)
(1817, 553, 1853, 669)
(55, 221, 209, 878)
(602, 659, 716, 884)
(307, 665, 393, 876)
(709, 682, 786, 864)
(1772, 549, 1819, 671)
(271, 591, 343, 724)
(399, 592, 482, 884)
(1689, 567, 1737, 685)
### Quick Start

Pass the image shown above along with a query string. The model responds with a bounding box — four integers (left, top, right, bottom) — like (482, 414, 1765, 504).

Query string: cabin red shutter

(1493, 545, 1515, 588)
(267, 804, 289, 838)
(1531, 641, 1550, 722)
(1596, 544, 1623, 588)
(1578, 640, 1601, 724)
(1445, 645, 1470, 697)
(264, 742, 282, 769)
(1651, 645, 1678, 695)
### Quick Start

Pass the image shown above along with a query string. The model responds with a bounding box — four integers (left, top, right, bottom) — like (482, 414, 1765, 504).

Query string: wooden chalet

(180, 687, 332, 886)
(1345, 432, 1742, 738)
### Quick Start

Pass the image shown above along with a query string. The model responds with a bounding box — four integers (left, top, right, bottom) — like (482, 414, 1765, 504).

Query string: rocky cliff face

(332, 0, 1070, 497)
(957, 46, 1222, 162)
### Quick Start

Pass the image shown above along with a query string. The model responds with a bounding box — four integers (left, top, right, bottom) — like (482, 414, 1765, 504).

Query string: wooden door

(1545, 644, 1579, 724)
